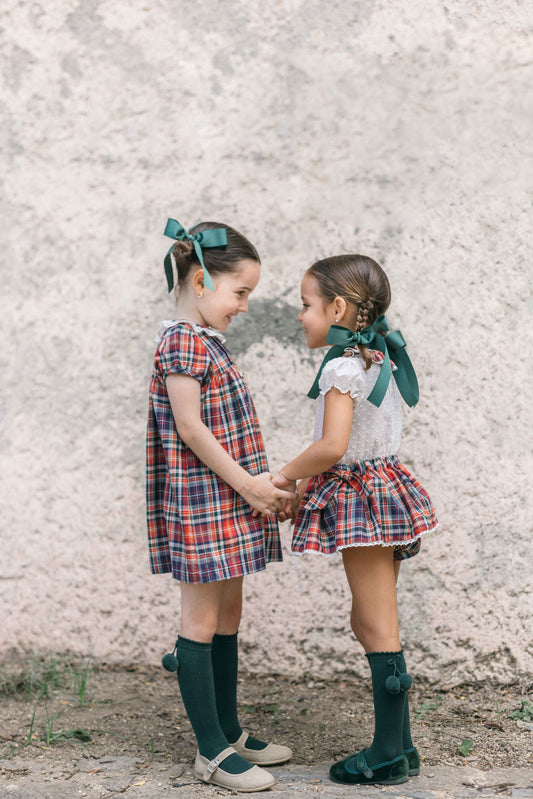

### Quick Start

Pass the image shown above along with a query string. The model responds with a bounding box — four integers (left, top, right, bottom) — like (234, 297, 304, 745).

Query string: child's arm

(275, 388, 354, 485)
(167, 374, 295, 514)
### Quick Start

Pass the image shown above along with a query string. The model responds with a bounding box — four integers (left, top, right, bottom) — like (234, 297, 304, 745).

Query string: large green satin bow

(163, 218, 228, 293)
(307, 315, 419, 407)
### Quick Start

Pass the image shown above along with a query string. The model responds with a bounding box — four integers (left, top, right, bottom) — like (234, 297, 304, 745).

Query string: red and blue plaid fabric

(292, 456, 438, 561)
(146, 322, 282, 583)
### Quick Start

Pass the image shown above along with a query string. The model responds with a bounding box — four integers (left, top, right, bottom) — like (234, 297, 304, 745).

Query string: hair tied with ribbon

(163, 218, 228, 293)
(307, 315, 419, 408)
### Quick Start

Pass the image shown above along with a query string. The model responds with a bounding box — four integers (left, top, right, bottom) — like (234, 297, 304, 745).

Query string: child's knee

(217, 600, 242, 634)
(180, 607, 219, 642)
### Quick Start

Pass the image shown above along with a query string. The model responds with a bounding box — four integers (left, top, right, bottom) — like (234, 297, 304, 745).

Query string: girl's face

(198, 259, 261, 331)
(297, 273, 337, 349)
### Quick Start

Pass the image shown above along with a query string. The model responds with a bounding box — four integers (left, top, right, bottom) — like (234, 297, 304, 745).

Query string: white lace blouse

(314, 351, 402, 463)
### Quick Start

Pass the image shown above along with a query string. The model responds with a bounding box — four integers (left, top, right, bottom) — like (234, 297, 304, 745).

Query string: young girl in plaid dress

(147, 219, 294, 792)
(274, 254, 438, 787)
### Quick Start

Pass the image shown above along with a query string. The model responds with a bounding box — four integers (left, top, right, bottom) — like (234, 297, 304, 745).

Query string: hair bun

(170, 240, 195, 290)
(173, 239, 194, 261)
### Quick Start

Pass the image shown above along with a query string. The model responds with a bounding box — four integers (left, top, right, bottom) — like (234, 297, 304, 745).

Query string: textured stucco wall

(1, 0, 532, 684)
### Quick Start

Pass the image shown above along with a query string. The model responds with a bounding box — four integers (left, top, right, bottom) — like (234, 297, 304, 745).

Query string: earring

(198, 289, 204, 298)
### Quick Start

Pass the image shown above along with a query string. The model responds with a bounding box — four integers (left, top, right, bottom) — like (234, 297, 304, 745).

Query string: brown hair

(307, 254, 391, 369)
(172, 222, 260, 291)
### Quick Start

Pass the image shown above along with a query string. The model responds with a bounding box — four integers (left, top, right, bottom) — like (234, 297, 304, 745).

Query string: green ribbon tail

(193, 240, 215, 292)
(164, 249, 175, 292)
(366, 346, 392, 407)
(385, 330, 419, 407)
(307, 346, 346, 399)
(392, 348, 419, 407)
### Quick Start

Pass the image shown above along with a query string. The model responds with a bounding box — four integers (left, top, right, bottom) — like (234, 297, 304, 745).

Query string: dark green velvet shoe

(329, 750, 409, 785)
(405, 746, 420, 776)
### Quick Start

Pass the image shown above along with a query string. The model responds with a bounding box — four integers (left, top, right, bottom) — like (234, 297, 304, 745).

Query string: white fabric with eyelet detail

(315, 352, 402, 462)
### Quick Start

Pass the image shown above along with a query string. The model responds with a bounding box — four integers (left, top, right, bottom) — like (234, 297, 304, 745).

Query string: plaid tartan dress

(292, 353, 438, 561)
(146, 321, 282, 583)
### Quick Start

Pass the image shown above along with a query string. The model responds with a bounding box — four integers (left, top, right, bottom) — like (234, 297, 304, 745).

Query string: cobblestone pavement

(1, 757, 532, 799)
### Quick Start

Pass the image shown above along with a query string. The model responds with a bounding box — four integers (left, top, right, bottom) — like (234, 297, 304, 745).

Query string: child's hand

(273, 472, 298, 522)
(285, 479, 307, 524)
(272, 471, 297, 492)
(242, 472, 296, 516)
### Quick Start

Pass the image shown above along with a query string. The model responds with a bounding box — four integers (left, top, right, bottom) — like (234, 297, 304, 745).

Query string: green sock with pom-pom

(359, 650, 411, 768)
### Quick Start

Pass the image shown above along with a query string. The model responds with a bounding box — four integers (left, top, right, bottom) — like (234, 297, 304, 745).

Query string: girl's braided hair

(307, 254, 391, 370)
(171, 222, 260, 292)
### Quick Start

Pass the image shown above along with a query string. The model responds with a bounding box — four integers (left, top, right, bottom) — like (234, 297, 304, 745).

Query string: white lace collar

(154, 319, 226, 344)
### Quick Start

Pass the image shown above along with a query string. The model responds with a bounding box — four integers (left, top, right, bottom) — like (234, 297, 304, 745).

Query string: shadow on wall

(224, 298, 308, 358)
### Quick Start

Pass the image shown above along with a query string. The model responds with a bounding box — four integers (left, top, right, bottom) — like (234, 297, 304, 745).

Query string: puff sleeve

(156, 323, 211, 384)
(318, 356, 365, 400)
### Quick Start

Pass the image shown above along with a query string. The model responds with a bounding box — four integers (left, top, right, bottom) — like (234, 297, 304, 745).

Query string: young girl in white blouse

(274, 254, 438, 787)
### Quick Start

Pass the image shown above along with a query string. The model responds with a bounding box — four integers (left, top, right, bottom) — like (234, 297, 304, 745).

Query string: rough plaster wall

(1, 0, 532, 684)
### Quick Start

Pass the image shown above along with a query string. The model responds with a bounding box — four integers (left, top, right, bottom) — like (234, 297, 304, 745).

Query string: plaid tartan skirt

(292, 456, 438, 561)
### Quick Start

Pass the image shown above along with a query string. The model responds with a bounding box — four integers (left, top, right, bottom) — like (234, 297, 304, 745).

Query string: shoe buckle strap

(356, 752, 373, 779)
(202, 747, 235, 782)
(205, 757, 220, 777)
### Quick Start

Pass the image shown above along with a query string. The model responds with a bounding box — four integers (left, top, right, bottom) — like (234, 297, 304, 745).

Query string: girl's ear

(333, 296, 348, 322)
(191, 268, 205, 296)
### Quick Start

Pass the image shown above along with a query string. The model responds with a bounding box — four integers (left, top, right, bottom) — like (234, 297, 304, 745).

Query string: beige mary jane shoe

(194, 746, 275, 792)
(231, 730, 292, 766)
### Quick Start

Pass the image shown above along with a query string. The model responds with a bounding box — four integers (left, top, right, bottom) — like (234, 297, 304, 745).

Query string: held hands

(272, 471, 299, 523)
(274, 474, 307, 523)
(242, 472, 296, 516)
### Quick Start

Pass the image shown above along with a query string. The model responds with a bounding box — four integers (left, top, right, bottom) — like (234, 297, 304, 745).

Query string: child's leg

(177, 581, 275, 787)
(329, 546, 409, 785)
(177, 581, 233, 759)
(342, 544, 401, 653)
(211, 578, 292, 765)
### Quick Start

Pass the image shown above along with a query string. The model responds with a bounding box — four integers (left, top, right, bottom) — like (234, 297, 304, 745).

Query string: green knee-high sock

(397, 651, 414, 751)
(175, 636, 251, 774)
(211, 633, 242, 743)
(364, 651, 406, 766)
(211, 633, 266, 751)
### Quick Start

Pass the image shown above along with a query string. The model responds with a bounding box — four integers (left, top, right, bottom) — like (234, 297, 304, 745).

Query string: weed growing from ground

(414, 694, 442, 719)
(508, 699, 533, 722)
(458, 737, 474, 757)
(0, 651, 95, 756)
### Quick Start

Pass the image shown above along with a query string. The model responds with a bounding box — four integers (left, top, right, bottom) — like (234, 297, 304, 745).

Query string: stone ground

(0, 659, 532, 798)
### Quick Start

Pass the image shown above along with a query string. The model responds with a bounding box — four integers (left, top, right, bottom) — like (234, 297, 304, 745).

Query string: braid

(355, 300, 374, 332)
(355, 300, 375, 371)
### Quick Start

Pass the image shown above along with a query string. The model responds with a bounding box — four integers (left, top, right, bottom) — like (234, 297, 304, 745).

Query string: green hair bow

(163, 218, 228, 293)
(307, 315, 419, 408)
